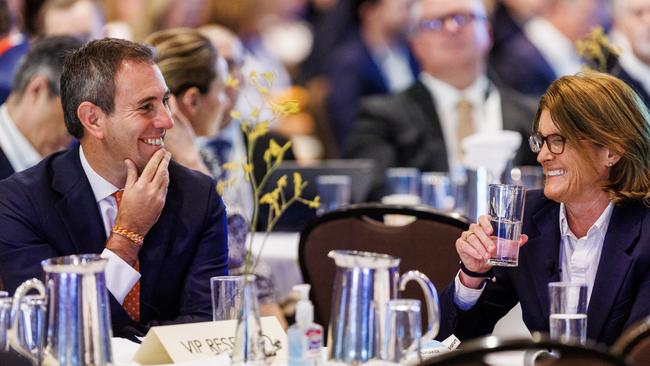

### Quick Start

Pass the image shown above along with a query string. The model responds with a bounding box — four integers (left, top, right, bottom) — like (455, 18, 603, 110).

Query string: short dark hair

(12, 35, 84, 97)
(60, 38, 156, 139)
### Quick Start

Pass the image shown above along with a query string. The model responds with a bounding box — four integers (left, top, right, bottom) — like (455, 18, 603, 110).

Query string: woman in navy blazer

(439, 72, 650, 345)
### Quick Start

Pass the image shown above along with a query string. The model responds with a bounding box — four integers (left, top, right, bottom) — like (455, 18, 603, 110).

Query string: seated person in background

(147, 27, 288, 328)
(345, 0, 538, 200)
(611, 0, 650, 106)
(0, 38, 229, 340)
(439, 72, 650, 346)
(0, 35, 83, 180)
(0, 0, 29, 104)
(36, 0, 105, 42)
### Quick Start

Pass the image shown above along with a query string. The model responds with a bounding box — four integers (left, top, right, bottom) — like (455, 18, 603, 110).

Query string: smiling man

(0, 38, 228, 340)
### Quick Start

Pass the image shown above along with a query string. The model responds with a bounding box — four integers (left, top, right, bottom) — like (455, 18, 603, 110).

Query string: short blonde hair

(533, 71, 650, 205)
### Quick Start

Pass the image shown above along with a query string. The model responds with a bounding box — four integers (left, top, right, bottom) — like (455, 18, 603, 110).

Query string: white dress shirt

(523, 17, 583, 78)
(0, 104, 42, 172)
(419, 73, 503, 170)
(373, 45, 415, 93)
(453, 201, 615, 309)
(79, 146, 139, 304)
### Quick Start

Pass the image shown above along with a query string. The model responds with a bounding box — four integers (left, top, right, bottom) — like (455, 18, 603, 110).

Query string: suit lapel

(526, 201, 561, 320)
(52, 147, 106, 254)
(587, 202, 642, 340)
(0, 147, 14, 179)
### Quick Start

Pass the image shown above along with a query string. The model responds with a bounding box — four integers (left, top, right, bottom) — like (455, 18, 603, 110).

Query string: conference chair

(611, 315, 650, 365)
(420, 333, 631, 366)
(298, 203, 469, 329)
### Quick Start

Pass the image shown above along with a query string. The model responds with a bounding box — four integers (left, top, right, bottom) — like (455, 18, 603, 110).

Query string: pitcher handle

(398, 270, 440, 341)
(10, 278, 46, 364)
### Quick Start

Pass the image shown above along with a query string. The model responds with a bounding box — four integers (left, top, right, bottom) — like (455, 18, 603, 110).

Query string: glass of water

(549, 282, 588, 344)
(0, 292, 10, 352)
(316, 175, 352, 215)
(486, 184, 526, 266)
(382, 299, 422, 364)
(211, 275, 244, 321)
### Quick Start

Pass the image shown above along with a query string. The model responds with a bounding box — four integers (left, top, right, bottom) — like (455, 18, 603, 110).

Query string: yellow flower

(217, 180, 226, 195)
(225, 75, 240, 88)
(262, 72, 275, 84)
(277, 174, 288, 189)
(271, 101, 300, 117)
(251, 108, 260, 119)
(293, 172, 303, 197)
(248, 121, 270, 142)
(230, 110, 242, 120)
(222, 162, 239, 171)
(257, 86, 270, 95)
(308, 196, 320, 209)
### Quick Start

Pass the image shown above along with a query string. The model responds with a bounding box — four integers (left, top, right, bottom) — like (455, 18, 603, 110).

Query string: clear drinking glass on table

(384, 167, 421, 204)
(549, 282, 588, 345)
(0, 292, 9, 352)
(487, 184, 526, 267)
(211, 275, 245, 321)
(316, 175, 352, 215)
(382, 299, 423, 365)
(420, 172, 454, 212)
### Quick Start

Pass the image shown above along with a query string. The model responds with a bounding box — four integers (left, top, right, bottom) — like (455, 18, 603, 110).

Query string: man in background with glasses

(345, 0, 538, 199)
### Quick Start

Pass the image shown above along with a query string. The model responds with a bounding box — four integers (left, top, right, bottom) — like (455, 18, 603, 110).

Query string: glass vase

(231, 274, 268, 366)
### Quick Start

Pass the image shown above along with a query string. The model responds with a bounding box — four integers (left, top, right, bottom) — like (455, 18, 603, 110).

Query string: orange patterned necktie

(113, 191, 141, 322)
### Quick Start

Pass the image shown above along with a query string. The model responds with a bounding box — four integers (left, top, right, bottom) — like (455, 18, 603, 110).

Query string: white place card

(133, 317, 287, 364)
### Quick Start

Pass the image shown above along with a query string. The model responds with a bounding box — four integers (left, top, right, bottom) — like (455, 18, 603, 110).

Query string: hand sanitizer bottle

(287, 284, 323, 366)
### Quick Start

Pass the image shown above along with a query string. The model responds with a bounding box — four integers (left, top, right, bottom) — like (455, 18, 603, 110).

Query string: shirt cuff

(101, 248, 141, 304)
(453, 270, 486, 311)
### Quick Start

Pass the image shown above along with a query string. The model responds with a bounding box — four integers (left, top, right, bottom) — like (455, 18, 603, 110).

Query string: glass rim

(488, 183, 526, 191)
(317, 175, 351, 184)
(548, 281, 588, 288)
(210, 275, 244, 282)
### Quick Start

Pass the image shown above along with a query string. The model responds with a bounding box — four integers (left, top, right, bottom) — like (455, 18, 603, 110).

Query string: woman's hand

(455, 215, 528, 288)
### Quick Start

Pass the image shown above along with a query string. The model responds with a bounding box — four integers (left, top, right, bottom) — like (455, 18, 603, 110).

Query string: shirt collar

(0, 104, 42, 172)
(559, 201, 615, 241)
(79, 145, 119, 203)
(419, 72, 489, 107)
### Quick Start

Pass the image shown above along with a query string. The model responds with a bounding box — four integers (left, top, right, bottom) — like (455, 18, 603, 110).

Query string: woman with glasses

(438, 72, 650, 345)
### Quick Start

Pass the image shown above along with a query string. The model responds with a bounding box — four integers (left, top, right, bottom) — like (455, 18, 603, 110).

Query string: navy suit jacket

(0, 146, 229, 338)
(0, 147, 13, 180)
(615, 67, 650, 108)
(324, 31, 419, 150)
(488, 30, 557, 96)
(439, 190, 650, 345)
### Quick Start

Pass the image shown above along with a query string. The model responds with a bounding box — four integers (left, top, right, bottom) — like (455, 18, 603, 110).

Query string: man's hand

(115, 149, 171, 236)
(456, 215, 528, 289)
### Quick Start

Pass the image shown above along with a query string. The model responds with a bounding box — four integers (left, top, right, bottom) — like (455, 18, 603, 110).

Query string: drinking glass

(382, 299, 422, 364)
(316, 175, 352, 215)
(14, 294, 46, 362)
(0, 292, 10, 352)
(486, 184, 526, 266)
(386, 168, 420, 202)
(211, 275, 245, 321)
(548, 282, 588, 344)
(420, 172, 454, 211)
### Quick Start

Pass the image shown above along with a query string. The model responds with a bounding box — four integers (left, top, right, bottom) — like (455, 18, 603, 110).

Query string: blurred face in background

(616, 0, 650, 64)
(550, 0, 612, 41)
(409, 0, 491, 76)
(42, 0, 104, 41)
(372, 0, 413, 35)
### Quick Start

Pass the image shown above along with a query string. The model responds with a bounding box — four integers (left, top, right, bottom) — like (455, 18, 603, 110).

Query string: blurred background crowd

(0, 0, 648, 206)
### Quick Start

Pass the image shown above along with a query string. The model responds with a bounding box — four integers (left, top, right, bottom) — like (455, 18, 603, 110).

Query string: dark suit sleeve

(0, 179, 58, 292)
(438, 270, 519, 341)
(345, 96, 399, 199)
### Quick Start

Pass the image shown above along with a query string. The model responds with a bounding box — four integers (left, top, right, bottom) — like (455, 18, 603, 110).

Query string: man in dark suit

(0, 0, 28, 105)
(488, 0, 611, 96)
(324, 0, 418, 151)
(346, 0, 538, 199)
(0, 38, 228, 339)
(0, 36, 83, 180)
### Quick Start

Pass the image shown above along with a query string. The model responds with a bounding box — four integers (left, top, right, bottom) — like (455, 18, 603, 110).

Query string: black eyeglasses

(417, 12, 487, 33)
(529, 132, 566, 155)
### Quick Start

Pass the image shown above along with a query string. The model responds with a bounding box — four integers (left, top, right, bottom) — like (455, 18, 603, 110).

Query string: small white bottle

(287, 284, 323, 366)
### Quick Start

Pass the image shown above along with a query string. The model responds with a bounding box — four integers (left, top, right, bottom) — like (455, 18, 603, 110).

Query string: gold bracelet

(111, 225, 144, 246)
